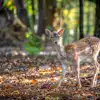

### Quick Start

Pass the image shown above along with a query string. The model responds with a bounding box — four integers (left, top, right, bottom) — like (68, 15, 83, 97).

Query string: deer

(45, 28, 100, 88)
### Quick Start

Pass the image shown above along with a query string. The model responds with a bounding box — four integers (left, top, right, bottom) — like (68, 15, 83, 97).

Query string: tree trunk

(94, 0, 100, 38)
(37, 0, 45, 36)
(14, 0, 29, 26)
(45, 0, 56, 27)
(79, 0, 84, 39)
(31, 0, 35, 24)
(0, 0, 4, 11)
(0, 0, 13, 28)
(86, 3, 91, 35)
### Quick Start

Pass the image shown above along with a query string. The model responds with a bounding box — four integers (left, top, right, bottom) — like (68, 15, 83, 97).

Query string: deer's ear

(45, 29, 52, 36)
(57, 29, 64, 36)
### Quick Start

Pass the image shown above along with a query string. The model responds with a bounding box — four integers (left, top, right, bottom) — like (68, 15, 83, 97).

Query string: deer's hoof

(79, 84, 82, 88)
(91, 84, 96, 88)
(76, 83, 82, 88)
(57, 84, 61, 88)
(91, 81, 97, 87)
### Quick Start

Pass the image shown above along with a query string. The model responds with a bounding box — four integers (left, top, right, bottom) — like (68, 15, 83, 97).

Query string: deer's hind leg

(92, 49, 100, 87)
(74, 53, 81, 88)
(76, 58, 81, 88)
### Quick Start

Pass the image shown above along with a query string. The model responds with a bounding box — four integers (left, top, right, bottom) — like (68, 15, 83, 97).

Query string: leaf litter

(0, 55, 99, 100)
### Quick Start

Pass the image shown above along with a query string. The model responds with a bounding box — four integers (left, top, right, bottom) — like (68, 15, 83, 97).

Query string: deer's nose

(55, 41, 57, 44)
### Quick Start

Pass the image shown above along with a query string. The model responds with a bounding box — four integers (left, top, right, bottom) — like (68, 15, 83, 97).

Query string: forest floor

(0, 50, 100, 100)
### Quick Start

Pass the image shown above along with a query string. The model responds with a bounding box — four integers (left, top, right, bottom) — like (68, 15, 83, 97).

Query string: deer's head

(45, 29, 64, 45)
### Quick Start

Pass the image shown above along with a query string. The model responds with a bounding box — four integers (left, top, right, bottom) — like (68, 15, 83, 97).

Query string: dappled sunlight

(0, 59, 99, 99)
(0, 0, 99, 99)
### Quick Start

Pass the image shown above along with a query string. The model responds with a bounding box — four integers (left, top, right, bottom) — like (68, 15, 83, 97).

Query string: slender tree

(94, 0, 100, 38)
(37, 0, 45, 36)
(86, 3, 91, 34)
(0, 0, 13, 27)
(45, 0, 56, 27)
(31, 0, 35, 24)
(14, 0, 29, 26)
(79, 0, 84, 39)
(0, 0, 4, 10)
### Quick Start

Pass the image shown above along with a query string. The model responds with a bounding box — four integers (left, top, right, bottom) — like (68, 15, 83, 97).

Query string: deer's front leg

(57, 63, 66, 87)
(74, 53, 81, 88)
(92, 51, 100, 87)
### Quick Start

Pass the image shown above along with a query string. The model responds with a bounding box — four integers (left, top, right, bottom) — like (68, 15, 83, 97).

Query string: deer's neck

(55, 43, 66, 59)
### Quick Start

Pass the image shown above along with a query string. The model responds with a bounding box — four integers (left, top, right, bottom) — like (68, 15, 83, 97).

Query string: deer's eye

(54, 33, 58, 37)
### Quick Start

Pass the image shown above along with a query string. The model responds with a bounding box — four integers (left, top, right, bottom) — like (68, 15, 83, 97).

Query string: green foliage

(3, 0, 14, 11)
(25, 0, 33, 16)
(25, 0, 38, 32)
(56, 0, 95, 43)
(24, 31, 42, 55)
(3, 0, 96, 45)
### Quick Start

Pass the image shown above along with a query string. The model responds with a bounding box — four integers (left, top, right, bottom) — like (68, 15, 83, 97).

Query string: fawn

(45, 29, 100, 88)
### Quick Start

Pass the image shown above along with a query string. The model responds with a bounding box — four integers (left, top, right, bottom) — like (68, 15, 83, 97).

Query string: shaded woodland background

(0, 0, 100, 54)
(0, 1, 100, 99)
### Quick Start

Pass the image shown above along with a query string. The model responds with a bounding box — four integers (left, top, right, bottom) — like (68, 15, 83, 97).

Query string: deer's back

(65, 36, 100, 60)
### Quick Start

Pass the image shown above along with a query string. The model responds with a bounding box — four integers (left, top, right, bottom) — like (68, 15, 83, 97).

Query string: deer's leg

(57, 63, 66, 87)
(74, 53, 81, 88)
(71, 64, 77, 76)
(76, 58, 81, 88)
(92, 50, 100, 87)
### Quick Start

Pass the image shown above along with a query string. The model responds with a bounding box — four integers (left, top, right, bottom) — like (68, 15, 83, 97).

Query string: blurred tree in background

(45, 0, 56, 27)
(0, 0, 99, 54)
(79, 0, 84, 39)
(37, 0, 45, 36)
(14, 0, 29, 26)
(94, 0, 100, 38)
